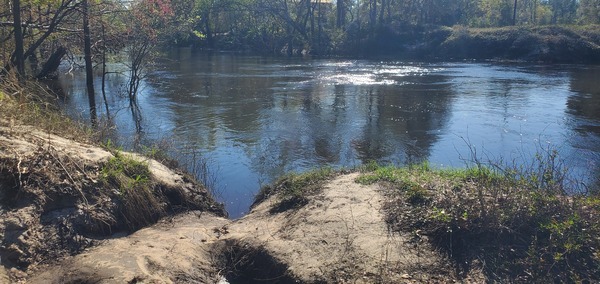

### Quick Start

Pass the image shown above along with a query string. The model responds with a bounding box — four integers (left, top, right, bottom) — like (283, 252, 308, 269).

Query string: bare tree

(83, 0, 97, 125)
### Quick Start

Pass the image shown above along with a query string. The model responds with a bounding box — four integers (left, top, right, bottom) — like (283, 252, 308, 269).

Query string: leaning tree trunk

(101, 23, 110, 118)
(36, 46, 66, 79)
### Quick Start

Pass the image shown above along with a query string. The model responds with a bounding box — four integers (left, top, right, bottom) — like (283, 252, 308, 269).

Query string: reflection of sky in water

(57, 53, 600, 218)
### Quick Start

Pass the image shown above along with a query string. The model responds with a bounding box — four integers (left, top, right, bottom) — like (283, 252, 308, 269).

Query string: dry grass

(0, 72, 93, 141)
(0, 73, 226, 272)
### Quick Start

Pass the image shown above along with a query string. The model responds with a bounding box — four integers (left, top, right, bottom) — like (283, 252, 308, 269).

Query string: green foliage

(430, 207, 452, 223)
(478, 0, 514, 27)
(578, 0, 600, 24)
(356, 165, 402, 184)
(100, 151, 166, 230)
(2, 0, 599, 67)
(360, 160, 380, 172)
(192, 30, 206, 39)
(101, 139, 122, 152)
(439, 165, 503, 184)
(404, 182, 429, 205)
(139, 143, 179, 169)
(101, 152, 151, 194)
(357, 162, 432, 204)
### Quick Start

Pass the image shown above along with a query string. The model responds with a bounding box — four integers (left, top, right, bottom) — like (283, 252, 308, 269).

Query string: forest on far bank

(2, 0, 600, 75)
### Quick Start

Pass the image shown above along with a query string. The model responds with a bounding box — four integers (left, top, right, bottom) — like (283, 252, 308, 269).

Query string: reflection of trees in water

(351, 88, 388, 162)
(567, 67, 600, 191)
(352, 76, 453, 165)
(129, 98, 143, 134)
(148, 52, 278, 150)
(567, 67, 600, 137)
(55, 68, 142, 138)
(250, 74, 454, 183)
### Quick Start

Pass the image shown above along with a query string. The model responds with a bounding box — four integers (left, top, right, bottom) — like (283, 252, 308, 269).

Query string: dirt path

(29, 212, 229, 283)
(229, 173, 447, 283)
(24, 173, 463, 283)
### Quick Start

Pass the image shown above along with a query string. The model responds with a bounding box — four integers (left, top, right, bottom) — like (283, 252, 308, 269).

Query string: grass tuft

(101, 152, 151, 190)
(253, 167, 337, 212)
(100, 152, 164, 230)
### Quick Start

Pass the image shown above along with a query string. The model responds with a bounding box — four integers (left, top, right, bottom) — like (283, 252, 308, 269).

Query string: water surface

(58, 50, 600, 218)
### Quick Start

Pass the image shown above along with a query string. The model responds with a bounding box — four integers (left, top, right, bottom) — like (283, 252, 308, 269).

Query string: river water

(57, 49, 600, 218)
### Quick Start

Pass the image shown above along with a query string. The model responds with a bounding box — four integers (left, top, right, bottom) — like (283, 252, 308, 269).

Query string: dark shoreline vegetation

(403, 25, 600, 63)
(203, 25, 600, 64)
(2, 0, 600, 89)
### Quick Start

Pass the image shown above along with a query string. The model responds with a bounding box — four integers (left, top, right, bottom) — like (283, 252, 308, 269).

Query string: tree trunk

(101, 23, 110, 118)
(513, 0, 518, 25)
(204, 12, 213, 48)
(36, 46, 66, 79)
(533, 0, 537, 24)
(83, 0, 97, 125)
(336, 0, 345, 28)
(369, 0, 377, 30)
(12, 0, 25, 78)
(379, 0, 385, 26)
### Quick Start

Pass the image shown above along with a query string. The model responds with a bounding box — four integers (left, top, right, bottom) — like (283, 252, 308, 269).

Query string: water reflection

(568, 67, 600, 137)
(57, 53, 600, 217)
(567, 67, 600, 191)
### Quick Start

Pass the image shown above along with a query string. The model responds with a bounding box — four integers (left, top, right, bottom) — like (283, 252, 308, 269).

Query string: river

(57, 49, 600, 218)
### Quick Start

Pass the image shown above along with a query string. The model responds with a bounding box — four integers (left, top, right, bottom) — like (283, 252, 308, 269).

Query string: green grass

(253, 167, 337, 212)
(100, 151, 163, 230)
(101, 152, 151, 193)
(359, 161, 600, 282)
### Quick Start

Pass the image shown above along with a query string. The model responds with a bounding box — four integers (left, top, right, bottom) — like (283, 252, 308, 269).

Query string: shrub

(360, 158, 600, 282)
